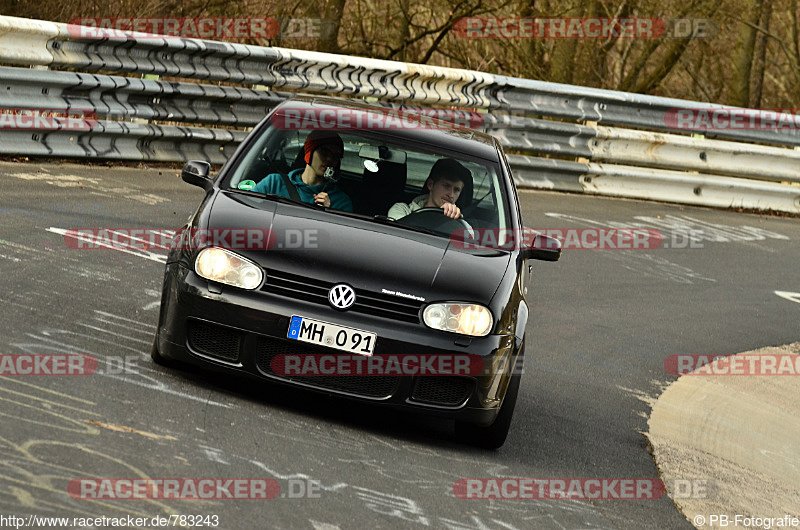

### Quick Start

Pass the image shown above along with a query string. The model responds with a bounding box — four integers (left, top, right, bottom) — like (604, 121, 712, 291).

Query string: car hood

(207, 191, 509, 304)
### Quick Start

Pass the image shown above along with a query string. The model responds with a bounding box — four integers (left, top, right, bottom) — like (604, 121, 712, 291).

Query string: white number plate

(287, 315, 376, 355)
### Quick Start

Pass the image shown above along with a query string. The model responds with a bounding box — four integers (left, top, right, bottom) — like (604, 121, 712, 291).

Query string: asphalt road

(0, 161, 798, 529)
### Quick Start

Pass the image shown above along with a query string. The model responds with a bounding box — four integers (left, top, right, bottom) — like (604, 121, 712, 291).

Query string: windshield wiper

(371, 215, 440, 237)
(225, 189, 317, 210)
(224, 191, 450, 235)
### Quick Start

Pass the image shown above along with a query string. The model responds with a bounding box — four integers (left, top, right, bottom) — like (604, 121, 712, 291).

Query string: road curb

(647, 343, 800, 527)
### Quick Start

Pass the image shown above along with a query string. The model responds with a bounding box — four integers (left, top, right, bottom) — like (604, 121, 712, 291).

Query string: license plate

(287, 315, 376, 355)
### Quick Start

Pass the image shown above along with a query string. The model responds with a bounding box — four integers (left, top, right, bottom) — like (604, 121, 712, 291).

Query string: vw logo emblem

(328, 284, 356, 310)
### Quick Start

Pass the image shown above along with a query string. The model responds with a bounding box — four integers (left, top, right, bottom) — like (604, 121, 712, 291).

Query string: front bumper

(156, 263, 521, 426)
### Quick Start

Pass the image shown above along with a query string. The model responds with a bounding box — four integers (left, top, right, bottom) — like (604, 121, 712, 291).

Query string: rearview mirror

(181, 161, 212, 190)
(358, 145, 407, 164)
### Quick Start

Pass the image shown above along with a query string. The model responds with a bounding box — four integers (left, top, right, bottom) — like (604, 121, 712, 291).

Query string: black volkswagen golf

(152, 96, 559, 449)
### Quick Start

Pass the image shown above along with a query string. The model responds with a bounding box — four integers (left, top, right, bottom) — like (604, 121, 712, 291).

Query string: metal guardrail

(485, 117, 800, 182)
(508, 156, 800, 213)
(0, 15, 799, 213)
(1, 119, 245, 164)
(0, 67, 289, 125)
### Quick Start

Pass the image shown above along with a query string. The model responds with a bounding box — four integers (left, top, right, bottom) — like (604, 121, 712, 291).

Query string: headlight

(195, 247, 263, 290)
(422, 303, 493, 337)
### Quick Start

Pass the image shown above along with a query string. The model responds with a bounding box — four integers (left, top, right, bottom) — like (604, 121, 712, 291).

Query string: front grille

(255, 336, 401, 398)
(261, 269, 422, 323)
(187, 321, 242, 362)
(411, 376, 473, 406)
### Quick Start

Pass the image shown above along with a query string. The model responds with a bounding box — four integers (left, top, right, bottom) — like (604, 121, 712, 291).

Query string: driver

(388, 158, 470, 220)
(253, 130, 353, 211)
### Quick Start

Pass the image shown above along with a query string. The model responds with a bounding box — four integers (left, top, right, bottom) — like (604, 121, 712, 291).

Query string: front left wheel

(454, 368, 521, 450)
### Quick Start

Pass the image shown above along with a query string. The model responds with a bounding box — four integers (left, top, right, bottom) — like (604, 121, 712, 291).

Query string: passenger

(254, 130, 353, 211)
(388, 158, 470, 220)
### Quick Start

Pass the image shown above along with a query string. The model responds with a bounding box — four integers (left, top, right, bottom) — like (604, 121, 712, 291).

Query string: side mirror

(181, 161, 212, 190)
(521, 231, 561, 262)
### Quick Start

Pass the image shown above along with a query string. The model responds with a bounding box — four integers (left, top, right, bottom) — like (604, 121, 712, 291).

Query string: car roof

(274, 95, 501, 162)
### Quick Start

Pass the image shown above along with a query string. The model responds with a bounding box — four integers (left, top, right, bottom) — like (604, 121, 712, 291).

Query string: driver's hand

(314, 192, 331, 207)
(441, 202, 461, 219)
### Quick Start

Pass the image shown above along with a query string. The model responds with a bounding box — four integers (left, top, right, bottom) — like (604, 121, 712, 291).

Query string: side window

(339, 144, 363, 174)
(406, 165, 431, 189)
(279, 134, 305, 170)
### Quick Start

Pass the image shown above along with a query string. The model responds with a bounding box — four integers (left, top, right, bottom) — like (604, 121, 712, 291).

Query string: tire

(455, 369, 521, 450)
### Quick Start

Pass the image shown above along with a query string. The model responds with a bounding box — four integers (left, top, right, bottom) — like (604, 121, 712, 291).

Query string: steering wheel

(397, 207, 475, 238)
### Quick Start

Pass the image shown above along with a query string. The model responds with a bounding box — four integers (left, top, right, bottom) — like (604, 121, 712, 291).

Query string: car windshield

(224, 113, 512, 238)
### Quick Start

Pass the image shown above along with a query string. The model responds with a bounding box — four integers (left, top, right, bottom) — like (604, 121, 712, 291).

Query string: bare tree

(729, 0, 764, 106)
(547, 0, 582, 84)
(750, 0, 773, 107)
(318, 0, 347, 53)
